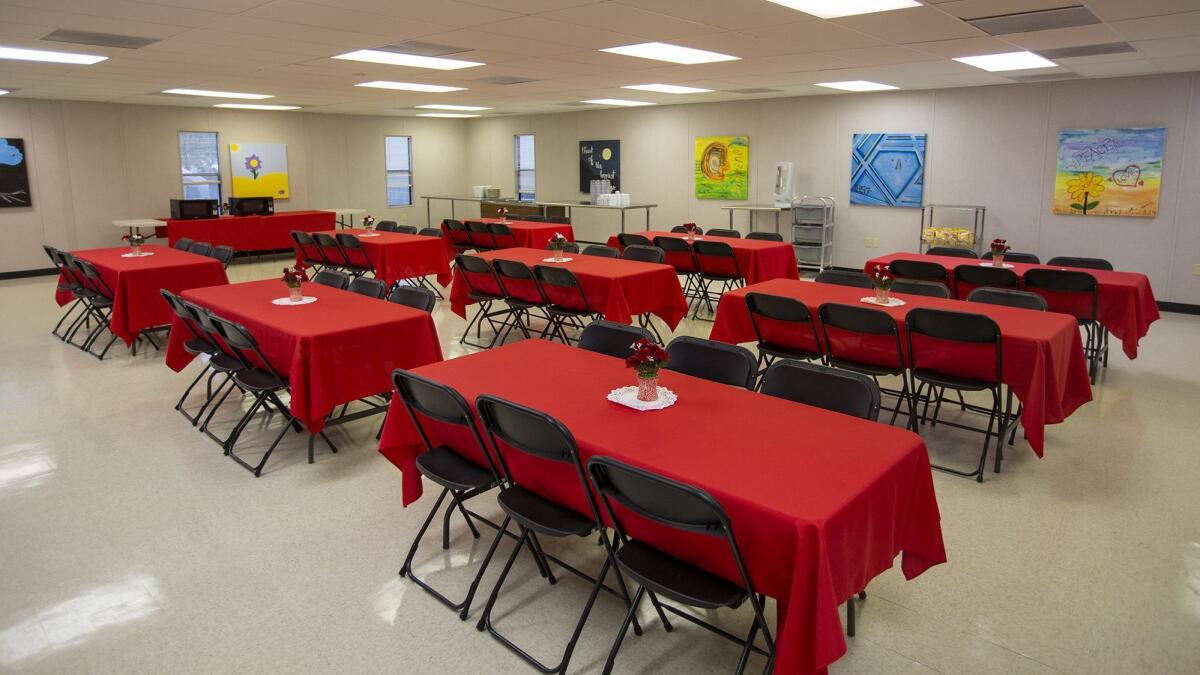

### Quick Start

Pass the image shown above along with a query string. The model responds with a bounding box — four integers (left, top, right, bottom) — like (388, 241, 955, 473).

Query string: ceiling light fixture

(332, 49, 483, 70)
(415, 104, 491, 111)
(356, 81, 466, 93)
(213, 103, 301, 110)
(0, 89, 9, 96)
(814, 80, 898, 91)
(581, 99, 656, 107)
(599, 42, 739, 65)
(622, 83, 713, 94)
(0, 45, 107, 65)
(953, 51, 1056, 72)
(162, 88, 273, 99)
(417, 113, 480, 118)
(765, 0, 920, 19)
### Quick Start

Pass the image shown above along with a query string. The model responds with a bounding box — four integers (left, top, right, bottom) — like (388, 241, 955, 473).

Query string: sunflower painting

(229, 142, 289, 199)
(1053, 128, 1165, 217)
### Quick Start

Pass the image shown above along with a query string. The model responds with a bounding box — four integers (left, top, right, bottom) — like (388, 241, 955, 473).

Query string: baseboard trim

(0, 267, 56, 280)
(1158, 301, 1200, 315)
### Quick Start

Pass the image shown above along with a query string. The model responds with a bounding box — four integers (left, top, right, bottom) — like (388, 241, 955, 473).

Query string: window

(386, 135, 413, 206)
(179, 131, 220, 201)
(515, 134, 535, 201)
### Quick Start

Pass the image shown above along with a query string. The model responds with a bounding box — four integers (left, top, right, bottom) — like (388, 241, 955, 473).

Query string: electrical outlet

(1193, 263, 1200, 276)
(864, 237, 880, 248)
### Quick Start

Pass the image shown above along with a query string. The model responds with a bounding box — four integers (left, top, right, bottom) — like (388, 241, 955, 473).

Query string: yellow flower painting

(229, 142, 290, 199)
(1053, 128, 1165, 217)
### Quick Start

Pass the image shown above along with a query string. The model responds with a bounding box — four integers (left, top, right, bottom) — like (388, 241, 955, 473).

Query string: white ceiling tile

(1111, 11, 1200, 42)
(0, 6, 191, 38)
(832, 6, 985, 44)
(739, 21, 888, 52)
(1069, 59, 1162, 77)
(299, 0, 521, 28)
(241, 1, 450, 38)
(1150, 54, 1200, 72)
(935, 0, 1083, 20)
(535, 2, 726, 40)
(0, 0, 231, 27)
(821, 45, 940, 68)
(905, 36, 1021, 58)
(1085, 0, 1200, 23)
(1002, 23, 1125, 51)
(1132, 36, 1200, 58)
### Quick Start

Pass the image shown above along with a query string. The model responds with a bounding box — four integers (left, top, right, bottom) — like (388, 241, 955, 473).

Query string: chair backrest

(745, 292, 820, 354)
(394, 225, 418, 235)
(620, 244, 665, 264)
(581, 244, 618, 258)
(1046, 256, 1113, 271)
(926, 246, 979, 259)
(348, 276, 387, 299)
(521, 215, 546, 222)
(73, 258, 115, 299)
(706, 228, 741, 239)
(375, 220, 398, 232)
(387, 284, 436, 312)
(476, 395, 586, 479)
(486, 221, 518, 248)
(210, 314, 286, 381)
(906, 307, 1001, 383)
(652, 236, 698, 273)
(966, 287, 1047, 311)
(889, 259, 948, 283)
(953, 265, 1018, 297)
(817, 302, 904, 370)
(547, 216, 571, 224)
(391, 369, 499, 477)
(187, 241, 212, 257)
(578, 320, 653, 359)
(455, 254, 503, 299)
(745, 231, 783, 242)
(692, 240, 742, 279)
(533, 264, 589, 312)
(210, 245, 235, 267)
(664, 336, 756, 389)
(670, 225, 703, 234)
(561, 242, 580, 254)
(891, 279, 951, 298)
(465, 220, 495, 248)
(174, 237, 193, 251)
(290, 230, 322, 264)
(1001, 251, 1040, 265)
(617, 233, 651, 248)
(159, 288, 210, 344)
(1021, 268, 1098, 320)
(312, 269, 349, 290)
(443, 219, 471, 245)
(336, 232, 374, 269)
(313, 232, 345, 266)
(492, 258, 543, 305)
(418, 227, 442, 238)
(814, 269, 873, 289)
(759, 360, 881, 421)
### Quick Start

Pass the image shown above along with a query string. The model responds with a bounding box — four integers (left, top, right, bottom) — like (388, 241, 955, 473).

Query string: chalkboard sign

(579, 140, 620, 193)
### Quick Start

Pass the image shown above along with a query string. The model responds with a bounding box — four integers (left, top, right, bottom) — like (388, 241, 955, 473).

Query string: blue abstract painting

(850, 133, 926, 208)
(0, 138, 30, 207)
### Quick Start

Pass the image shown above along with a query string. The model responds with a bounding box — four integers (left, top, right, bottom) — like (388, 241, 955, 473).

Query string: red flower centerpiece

(361, 214, 375, 231)
(122, 232, 145, 256)
(867, 262, 895, 304)
(989, 238, 1010, 266)
(626, 338, 669, 402)
(282, 263, 309, 303)
(548, 232, 568, 261)
(497, 207, 510, 224)
(682, 222, 698, 242)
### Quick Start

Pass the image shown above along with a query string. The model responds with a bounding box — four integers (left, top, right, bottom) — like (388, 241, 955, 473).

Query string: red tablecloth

(606, 231, 799, 285)
(161, 211, 336, 252)
(439, 218, 575, 259)
(165, 279, 443, 433)
(302, 229, 451, 288)
(449, 247, 688, 329)
(867, 253, 1159, 359)
(710, 278, 1092, 457)
(377, 339, 945, 674)
(55, 244, 228, 346)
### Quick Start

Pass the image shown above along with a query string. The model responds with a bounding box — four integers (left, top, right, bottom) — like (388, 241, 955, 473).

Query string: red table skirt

(56, 245, 228, 345)
(440, 219, 575, 260)
(161, 211, 335, 252)
(301, 229, 451, 288)
(449, 248, 688, 329)
(165, 279, 443, 432)
(710, 278, 1092, 457)
(868, 253, 1159, 359)
(606, 230, 799, 285)
(378, 340, 945, 674)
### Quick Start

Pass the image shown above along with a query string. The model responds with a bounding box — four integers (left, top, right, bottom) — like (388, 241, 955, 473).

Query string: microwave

(169, 199, 219, 220)
(228, 196, 274, 216)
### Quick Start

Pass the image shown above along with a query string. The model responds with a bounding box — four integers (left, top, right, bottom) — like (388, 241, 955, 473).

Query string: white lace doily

(606, 386, 678, 411)
(272, 296, 317, 306)
(860, 296, 906, 307)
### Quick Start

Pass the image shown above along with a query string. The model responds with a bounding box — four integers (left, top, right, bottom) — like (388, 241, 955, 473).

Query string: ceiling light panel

(417, 113, 480, 118)
(765, 0, 920, 19)
(599, 42, 739, 65)
(332, 49, 483, 70)
(953, 51, 1057, 72)
(622, 84, 713, 94)
(163, 88, 273, 99)
(814, 80, 898, 91)
(582, 99, 656, 106)
(214, 103, 301, 110)
(415, 104, 491, 111)
(0, 46, 107, 65)
(356, 81, 466, 93)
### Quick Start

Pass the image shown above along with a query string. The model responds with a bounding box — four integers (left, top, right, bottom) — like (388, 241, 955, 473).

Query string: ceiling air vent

(726, 88, 783, 94)
(41, 29, 159, 49)
(474, 75, 537, 85)
(1036, 42, 1136, 59)
(1008, 71, 1081, 82)
(968, 6, 1099, 36)
(376, 41, 472, 57)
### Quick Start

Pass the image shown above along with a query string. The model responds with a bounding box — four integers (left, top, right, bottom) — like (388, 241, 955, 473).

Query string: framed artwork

(0, 138, 31, 207)
(850, 133, 926, 208)
(1053, 127, 1165, 217)
(229, 142, 289, 198)
(579, 140, 620, 192)
(695, 135, 749, 200)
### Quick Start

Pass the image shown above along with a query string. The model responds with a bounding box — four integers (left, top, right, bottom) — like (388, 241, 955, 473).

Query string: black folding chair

(665, 336, 756, 389)
(578, 319, 652, 359)
(891, 279, 950, 298)
(670, 225, 703, 234)
(953, 265, 1018, 300)
(617, 233, 652, 248)
(745, 232, 783, 242)
(394, 224, 418, 235)
(744, 292, 822, 383)
(889, 259, 949, 286)
(706, 228, 741, 239)
(209, 316, 338, 475)
(654, 236, 702, 301)
(582, 245, 619, 258)
(493, 258, 547, 343)
(814, 269, 873, 289)
(455, 255, 510, 349)
(465, 221, 496, 251)
(487, 222, 519, 249)
(71, 258, 128, 359)
(521, 214, 546, 222)
(691, 240, 745, 320)
(760, 360, 880, 421)
(418, 227, 443, 238)
(621, 245, 664, 264)
(1023, 268, 1104, 383)
(547, 241, 581, 254)
(818, 303, 917, 430)
(387, 284, 436, 312)
(335, 232, 375, 277)
(290, 231, 325, 271)
(189, 304, 252, 442)
(1047, 256, 1113, 271)
(209, 245, 235, 269)
(534, 264, 596, 344)
(966, 287, 1047, 311)
(906, 308, 1009, 482)
(349, 276, 387, 299)
(1001, 251, 1040, 264)
(392, 370, 505, 619)
(187, 241, 212, 257)
(173, 237, 193, 251)
(925, 246, 978, 259)
(313, 232, 346, 271)
(375, 220, 398, 232)
(547, 216, 571, 224)
(312, 269, 349, 290)
(56, 253, 107, 350)
(44, 246, 85, 340)
(443, 219, 474, 254)
(160, 290, 221, 426)
(474, 396, 641, 675)
(587, 456, 775, 675)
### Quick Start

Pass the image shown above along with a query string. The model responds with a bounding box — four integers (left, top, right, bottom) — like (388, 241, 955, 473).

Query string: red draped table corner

(163, 210, 336, 252)
(867, 252, 1160, 359)
(449, 247, 688, 329)
(164, 279, 443, 432)
(710, 278, 1093, 457)
(377, 339, 946, 674)
(439, 218, 576, 259)
(304, 229, 452, 288)
(55, 244, 228, 345)
(606, 230, 800, 285)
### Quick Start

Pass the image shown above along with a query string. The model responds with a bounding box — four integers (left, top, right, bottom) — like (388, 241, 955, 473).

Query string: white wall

(0, 99, 470, 274)
(464, 73, 1200, 305)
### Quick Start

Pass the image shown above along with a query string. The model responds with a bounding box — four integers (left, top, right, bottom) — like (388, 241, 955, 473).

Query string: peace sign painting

(1053, 127, 1165, 218)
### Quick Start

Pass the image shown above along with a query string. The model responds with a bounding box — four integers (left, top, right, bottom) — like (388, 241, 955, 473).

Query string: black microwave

(169, 199, 218, 220)
(228, 196, 274, 216)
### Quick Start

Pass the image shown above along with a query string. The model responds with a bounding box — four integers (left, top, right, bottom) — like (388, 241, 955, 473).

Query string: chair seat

(545, 306, 591, 318)
(416, 446, 495, 492)
(90, 296, 114, 308)
(700, 272, 741, 282)
(616, 539, 747, 610)
(497, 485, 595, 538)
(232, 367, 286, 392)
(468, 291, 504, 302)
(759, 342, 821, 362)
(504, 298, 542, 310)
(911, 368, 993, 392)
(208, 353, 242, 373)
(827, 357, 903, 378)
(183, 338, 216, 356)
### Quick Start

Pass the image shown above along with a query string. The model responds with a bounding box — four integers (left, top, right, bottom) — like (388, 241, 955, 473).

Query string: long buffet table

(157, 210, 336, 252)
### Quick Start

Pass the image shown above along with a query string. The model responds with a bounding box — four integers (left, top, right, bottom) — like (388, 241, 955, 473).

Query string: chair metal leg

(601, 586, 645, 675)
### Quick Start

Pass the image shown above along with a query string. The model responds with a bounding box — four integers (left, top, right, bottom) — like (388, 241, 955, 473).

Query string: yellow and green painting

(1053, 128, 1165, 217)
(230, 142, 289, 199)
(695, 135, 749, 200)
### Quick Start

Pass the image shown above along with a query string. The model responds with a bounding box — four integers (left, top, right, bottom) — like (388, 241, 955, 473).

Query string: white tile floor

(2, 258, 1200, 674)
